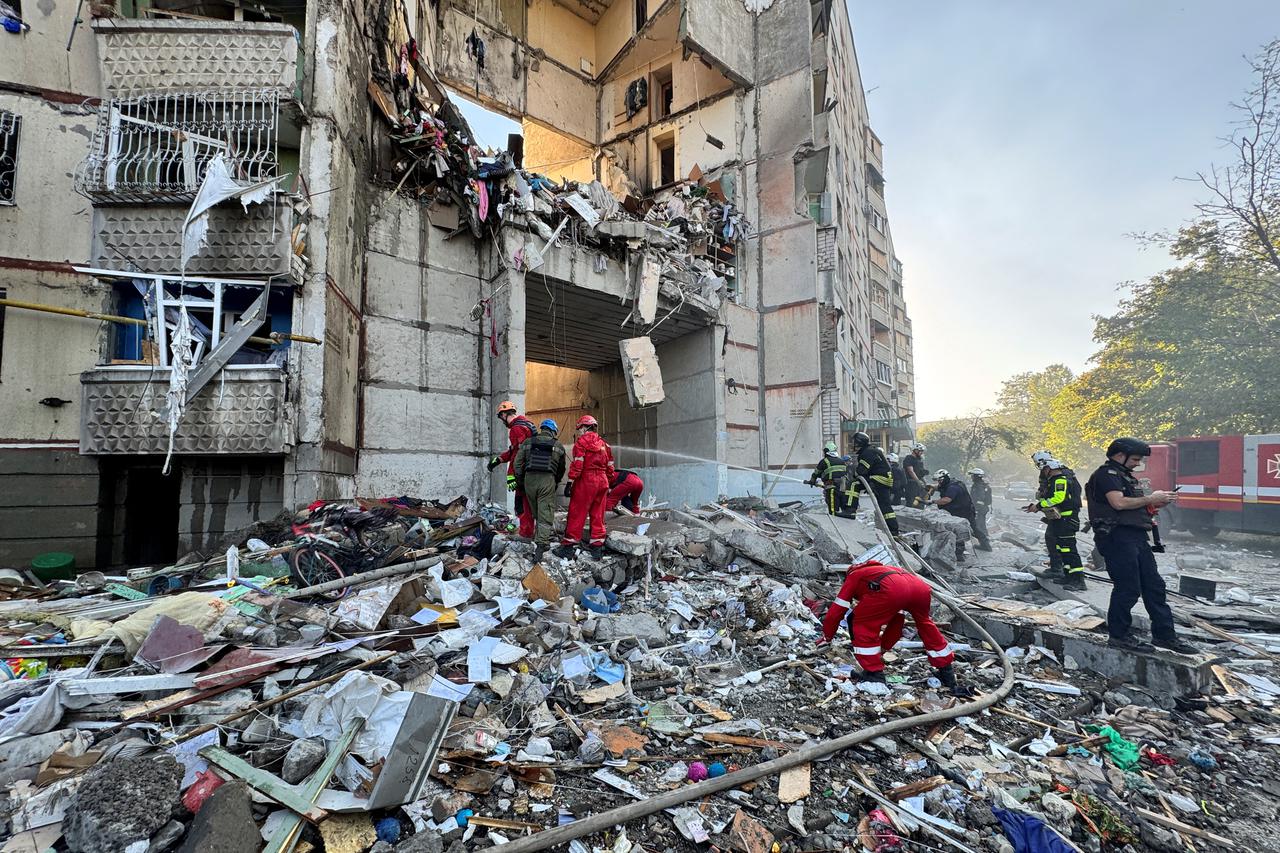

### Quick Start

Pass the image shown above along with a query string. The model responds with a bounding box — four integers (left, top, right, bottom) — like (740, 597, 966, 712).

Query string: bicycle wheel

(290, 545, 348, 600)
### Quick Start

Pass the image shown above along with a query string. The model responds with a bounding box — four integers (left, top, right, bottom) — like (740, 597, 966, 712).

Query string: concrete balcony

(872, 340, 892, 364)
(92, 201, 293, 276)
(871, 301, 891, 330)
(80, 366, 287, 456)
(93, 19, 299, 97)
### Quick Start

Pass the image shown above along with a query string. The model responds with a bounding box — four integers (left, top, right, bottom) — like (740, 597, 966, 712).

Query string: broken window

(869, 209, 885, 233)
(873, 286, 889, 308)
(0, 110, 18, 206)
(655, 134, 675, 187)
(875, 360, 892, 385)
(635, 0, 647, 31)
(652, 65, 673, 120)
(76, 90, 281, 203)
(107, 277, 292, 368)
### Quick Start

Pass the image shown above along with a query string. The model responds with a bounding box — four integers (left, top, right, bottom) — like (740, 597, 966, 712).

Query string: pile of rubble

(1, 494, 1279, 852)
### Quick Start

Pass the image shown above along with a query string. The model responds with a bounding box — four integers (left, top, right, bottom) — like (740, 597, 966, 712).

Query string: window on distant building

(895, 357, 908, 373)
(869, 209, 885, 233)
(635, 0, 647, 31)
(875, 360, 892, 385)
(0, 111, 19, 206)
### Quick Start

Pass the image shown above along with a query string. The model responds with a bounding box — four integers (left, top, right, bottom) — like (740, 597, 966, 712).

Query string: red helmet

(576, 415, 598, 429)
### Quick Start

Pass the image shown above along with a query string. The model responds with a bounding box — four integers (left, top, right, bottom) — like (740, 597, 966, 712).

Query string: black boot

(858, 669, 887, 684)
(551, 543, 576, 560)
(1153, 636, 1197, 655)
(534, 544, 547, 563)
(585, 545, 604, 561)
(1062, 572, 1087, 591)
(935, 664, 974, 697)
(1108, 634, 1155, 653)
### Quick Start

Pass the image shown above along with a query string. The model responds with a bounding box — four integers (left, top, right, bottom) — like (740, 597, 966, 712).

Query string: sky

(848, 0, 1276, 421)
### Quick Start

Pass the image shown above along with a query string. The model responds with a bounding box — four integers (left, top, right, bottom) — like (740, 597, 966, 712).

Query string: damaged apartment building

(0, 0, 915, 568)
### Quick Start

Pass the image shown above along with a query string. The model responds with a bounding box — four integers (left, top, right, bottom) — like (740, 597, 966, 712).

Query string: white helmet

(968, 468, 985, 477)
(1032, 450, 1052, 467)
(911, 442, 926, 452)
(887, 452, 900, 463)
(933, 468, 950, 481)
(1044, 459, 1065, 470)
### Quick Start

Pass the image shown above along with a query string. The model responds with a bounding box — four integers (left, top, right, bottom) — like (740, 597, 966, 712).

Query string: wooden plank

(1135, 808, 1236, 847)
(201, 745, 327, 821)
(263, 719, 364, 853)
(63, 673, 195, 696)
(698, 732, 792, 751)
(777, 763, 811, 803)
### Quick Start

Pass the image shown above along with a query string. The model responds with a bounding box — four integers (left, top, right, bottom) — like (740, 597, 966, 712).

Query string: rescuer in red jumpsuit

(554, 415, 615, 561)
(820, 556, 969, 694)
(605, 469, 645, 514)
(487, 400, 537, 538)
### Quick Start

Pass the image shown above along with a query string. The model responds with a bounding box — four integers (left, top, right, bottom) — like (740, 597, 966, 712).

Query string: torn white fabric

(181, 154, 282, 272)
(162, 305, 196, 475)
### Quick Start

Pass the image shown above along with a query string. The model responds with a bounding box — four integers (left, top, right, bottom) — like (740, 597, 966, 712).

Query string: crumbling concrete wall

(177, 459, 285, 553)
(289, 0, 379, 505)
(0, 450, 102, 567)
(679, 0, 756, 86)
(356, 192, 491, 499)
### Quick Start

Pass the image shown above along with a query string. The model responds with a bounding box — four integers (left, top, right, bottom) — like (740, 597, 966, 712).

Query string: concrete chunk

(594, 613, 668, 644)
(619, 336, 665, 408)
(724, 528, 822, 578)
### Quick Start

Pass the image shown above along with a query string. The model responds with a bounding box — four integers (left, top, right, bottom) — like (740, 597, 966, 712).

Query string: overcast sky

(849, 1, 1275, 420)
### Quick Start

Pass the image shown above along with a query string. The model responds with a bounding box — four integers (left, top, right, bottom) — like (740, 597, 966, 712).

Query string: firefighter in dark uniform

(1026, 459, 1086, 591)
(903, 442, 928, 507)
(934, 469, 991, 561)
(807, 441, 853, 518)
(967, 468, 993, 545)
(844, 432, 899, 535)
(1085, 437, 1194, 653)
(888, 453, 906, 505)
(1030, 450, 1060, 575)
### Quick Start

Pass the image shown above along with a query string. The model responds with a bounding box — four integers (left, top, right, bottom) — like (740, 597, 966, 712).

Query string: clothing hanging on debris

(625, 78, 648, 118)
(466, 29, 486, 69)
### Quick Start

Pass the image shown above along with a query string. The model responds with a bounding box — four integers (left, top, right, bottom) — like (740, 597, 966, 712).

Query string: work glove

(564, 481, 574, 498)
(805, 478, 816, 487)
(506, 474, 518, 492)
(487, 455, 502, 471)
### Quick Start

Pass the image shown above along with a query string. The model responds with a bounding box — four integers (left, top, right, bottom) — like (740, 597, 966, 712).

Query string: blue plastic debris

(580, 586, 621, 614)
(375, 817, 401, 843)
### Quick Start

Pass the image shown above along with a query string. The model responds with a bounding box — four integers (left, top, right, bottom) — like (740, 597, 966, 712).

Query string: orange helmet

(576, 415, 598, 429)
(496, 401, 517, 417)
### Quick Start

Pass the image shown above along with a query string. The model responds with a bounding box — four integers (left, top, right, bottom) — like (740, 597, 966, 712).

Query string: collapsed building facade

(0, 0, 915, 568)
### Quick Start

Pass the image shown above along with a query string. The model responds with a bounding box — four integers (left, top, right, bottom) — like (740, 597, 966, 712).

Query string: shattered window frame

(0, 110, 19, 206)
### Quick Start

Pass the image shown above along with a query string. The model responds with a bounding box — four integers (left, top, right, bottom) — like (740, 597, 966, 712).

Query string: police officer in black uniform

(934, 469, 991, 561)
(845, 432, 899, 535)
(1085, 437, 1195, 653)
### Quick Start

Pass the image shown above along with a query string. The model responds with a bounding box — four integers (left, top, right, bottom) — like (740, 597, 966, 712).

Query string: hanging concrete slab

(619, 336, 665, 408)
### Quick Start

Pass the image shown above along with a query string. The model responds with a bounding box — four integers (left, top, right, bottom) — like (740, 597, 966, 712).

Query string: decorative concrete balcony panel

(92, 201, 292, 276)
(81, 367, 286, 455)
(94, 19, 298, 96)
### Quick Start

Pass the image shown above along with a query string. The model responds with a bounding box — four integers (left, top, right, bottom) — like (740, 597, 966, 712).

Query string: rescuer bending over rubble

(819, 548, 971, 696)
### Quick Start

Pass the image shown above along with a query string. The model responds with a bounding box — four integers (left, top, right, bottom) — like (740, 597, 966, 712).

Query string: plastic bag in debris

(286, 670, 400, 759)
(1083, 725, 1140, 770)
(580, 586, 621, 614)
(578, 731, 606, 763)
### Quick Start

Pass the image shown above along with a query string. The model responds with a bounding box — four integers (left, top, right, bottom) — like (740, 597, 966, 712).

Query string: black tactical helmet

(1106, 436, 1151, 458)
(852, 431, 871, 449)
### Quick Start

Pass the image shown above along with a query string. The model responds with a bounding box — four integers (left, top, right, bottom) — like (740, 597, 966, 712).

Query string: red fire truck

(1141, 434, 1280, 536)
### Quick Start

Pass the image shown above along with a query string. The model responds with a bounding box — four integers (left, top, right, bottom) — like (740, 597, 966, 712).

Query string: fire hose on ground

(495, 482, 1017, 853)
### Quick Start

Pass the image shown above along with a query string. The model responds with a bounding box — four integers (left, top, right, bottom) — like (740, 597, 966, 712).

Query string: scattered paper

(426, 674, 474, 703)
(468, 636, 500, 684)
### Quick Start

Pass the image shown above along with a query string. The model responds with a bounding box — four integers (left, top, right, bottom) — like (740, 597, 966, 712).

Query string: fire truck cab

(1145, 434, 1280, 536)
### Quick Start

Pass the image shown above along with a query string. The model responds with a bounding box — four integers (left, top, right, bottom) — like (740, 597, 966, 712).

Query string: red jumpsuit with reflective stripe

(605, 471, 644, 513)
(498, 416, 536, 537)
(562, 432, 615, 547)
(821, 561, 954, 673)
